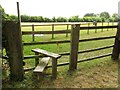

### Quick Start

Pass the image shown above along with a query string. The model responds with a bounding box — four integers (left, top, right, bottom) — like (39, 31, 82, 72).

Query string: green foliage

(56, 17, 68, 22)
(68, 15, 81, 22)
(100, 12, 110, 20)
(84, 13, 97, 17)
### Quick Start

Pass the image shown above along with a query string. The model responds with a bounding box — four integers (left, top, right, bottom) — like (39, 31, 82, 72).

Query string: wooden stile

(32, 48, 61, 79)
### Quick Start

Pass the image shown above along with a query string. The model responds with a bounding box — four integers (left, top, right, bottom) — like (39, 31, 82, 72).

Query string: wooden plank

(32, 48, 61, 59)
(33, 57, 50, 72)
(69, 24, 80, 70)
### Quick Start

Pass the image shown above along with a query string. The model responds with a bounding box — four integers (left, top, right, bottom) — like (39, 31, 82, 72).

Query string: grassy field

(2, 22, 118, 88)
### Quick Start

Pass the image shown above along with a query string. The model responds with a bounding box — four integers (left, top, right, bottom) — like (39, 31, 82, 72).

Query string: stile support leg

(52, 58, 57, 79)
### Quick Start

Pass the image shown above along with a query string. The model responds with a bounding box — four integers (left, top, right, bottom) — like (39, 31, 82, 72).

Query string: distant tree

(52, 16, 57, 22)
(21, 15, 31, 22)
(68, 15, 80, 22)
(112, 13, 120, 22)
(56, 17, 67, 22)
(84, 13, 96, 17)
(44, 17, 52, 22)
(100, 12, 110, 19)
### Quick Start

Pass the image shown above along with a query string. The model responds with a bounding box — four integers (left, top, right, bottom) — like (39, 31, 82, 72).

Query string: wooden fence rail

(23, 36, 115, 46)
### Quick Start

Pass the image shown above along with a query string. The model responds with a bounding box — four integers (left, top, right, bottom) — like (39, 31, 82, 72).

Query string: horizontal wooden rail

(24, 53, 112, 71)
(22, 30, 71, 35)
(47, 53, 112, 68)
(23, 45, 113, 59)
(80, 25, 117, 30)
(23, 36, 115, 46)
(61, 45, 113, 56)
(21, 22, 91, 27)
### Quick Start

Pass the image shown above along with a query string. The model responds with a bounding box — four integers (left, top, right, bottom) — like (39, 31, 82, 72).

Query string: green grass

(2, 22, 118, 88)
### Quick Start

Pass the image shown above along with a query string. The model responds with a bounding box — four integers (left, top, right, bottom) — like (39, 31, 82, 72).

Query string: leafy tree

(9, 15, 18, 21)
(21, 15, 31, 22)
(112, 13, 120, 22)
(68, 15, 80, 22)
(52, 16, 57, 22)
(84, 13, 96, 17)
(0, 4, 9, 21)
(100, 12, 110, 19)
(56, 17, 67, 22)
(44, 17, 52, 22)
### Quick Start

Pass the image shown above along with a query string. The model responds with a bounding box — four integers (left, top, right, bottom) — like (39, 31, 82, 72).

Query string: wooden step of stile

(33, 57, 50, 73)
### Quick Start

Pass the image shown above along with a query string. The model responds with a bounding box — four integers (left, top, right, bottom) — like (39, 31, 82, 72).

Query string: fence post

(112, 22, 114, 30)
(66, 24, 69, 37)
(107, 22, 109, 31)
(4, 21, 24, 81)
(52, 24, 54, 39)
(87, 23, 90, 34)
(32, 24, 35, 42)
(69, 24, 80, 70)
(101, 22, 103, 32)
(112, 23, 120, 60)
(95, 24, 97, 33)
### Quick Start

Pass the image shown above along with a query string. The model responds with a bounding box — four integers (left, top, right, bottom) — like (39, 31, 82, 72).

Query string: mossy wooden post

(4, 21, 24, 81)
(32, 24, 35, 42)
(69, 24, 80, 70)
(112, 23, 120, 60)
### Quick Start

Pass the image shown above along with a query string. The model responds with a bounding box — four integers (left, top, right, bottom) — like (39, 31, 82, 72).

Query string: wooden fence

(21, 23, 119, 71)
(2, 21, 119, 81)
(21, 22, 118, 42)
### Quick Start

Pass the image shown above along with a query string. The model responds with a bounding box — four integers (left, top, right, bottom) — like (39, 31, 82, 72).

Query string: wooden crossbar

(32, 48, 61, 59)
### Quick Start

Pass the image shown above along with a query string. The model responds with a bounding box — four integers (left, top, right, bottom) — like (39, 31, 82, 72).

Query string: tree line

(1, 5, 120, 22)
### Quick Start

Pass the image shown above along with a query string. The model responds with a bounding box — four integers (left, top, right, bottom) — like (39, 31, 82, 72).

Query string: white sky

(0, 0, 120, 18)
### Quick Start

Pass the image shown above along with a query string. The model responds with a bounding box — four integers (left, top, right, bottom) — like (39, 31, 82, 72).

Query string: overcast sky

(0, 0, 120, 18)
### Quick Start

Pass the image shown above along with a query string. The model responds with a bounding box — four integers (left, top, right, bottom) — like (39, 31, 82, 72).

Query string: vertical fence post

(66, 24, 69, 37)
(112, 23, 120, 60)
(101, 22, 103, 32)
(32, 24, 35, 42)
(52, 24, 54, 39)
(87, 23, 90, 34)
(95, 23, 97, 33)
(112, 21, 114, 30)
(107, 22, 109, 31)
(4, 21, 24, 81)
(69, 24, 80, 71)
